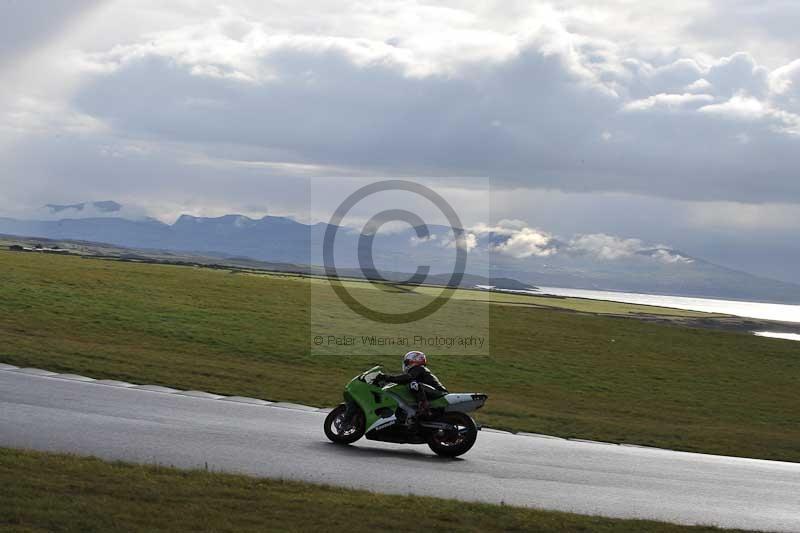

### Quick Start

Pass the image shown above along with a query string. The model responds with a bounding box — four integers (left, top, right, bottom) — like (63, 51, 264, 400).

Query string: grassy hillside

(0, 448, 737, 533)
(1, 250, 799, 461)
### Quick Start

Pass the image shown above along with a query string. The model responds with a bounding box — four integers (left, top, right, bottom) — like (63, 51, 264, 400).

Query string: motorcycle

(323, 365, 488, 457)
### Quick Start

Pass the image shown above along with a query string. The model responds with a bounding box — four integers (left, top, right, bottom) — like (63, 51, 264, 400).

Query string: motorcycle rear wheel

(324, 403, 365, 444)
(427, 412, 478, 457)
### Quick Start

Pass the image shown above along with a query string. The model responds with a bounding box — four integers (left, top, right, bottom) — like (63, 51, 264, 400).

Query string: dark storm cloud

(71, 24, 800, 204)
(75, 44, 607, 175)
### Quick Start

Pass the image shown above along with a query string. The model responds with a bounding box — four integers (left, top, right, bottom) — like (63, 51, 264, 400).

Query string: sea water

(524, 286, 800, 341)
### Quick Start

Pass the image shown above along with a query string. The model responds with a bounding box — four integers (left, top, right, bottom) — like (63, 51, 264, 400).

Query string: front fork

(342, 400, 360, 425)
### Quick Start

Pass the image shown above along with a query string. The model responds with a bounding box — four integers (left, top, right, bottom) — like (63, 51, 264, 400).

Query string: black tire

(324, 403, 365, 444)
(427, 412, 478, 457)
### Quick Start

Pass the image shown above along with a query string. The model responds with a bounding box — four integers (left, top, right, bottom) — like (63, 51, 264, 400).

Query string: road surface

(1, 368, 799, 531)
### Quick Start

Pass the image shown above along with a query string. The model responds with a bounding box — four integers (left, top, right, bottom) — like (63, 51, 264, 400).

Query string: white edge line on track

(2, 363, 798, 466)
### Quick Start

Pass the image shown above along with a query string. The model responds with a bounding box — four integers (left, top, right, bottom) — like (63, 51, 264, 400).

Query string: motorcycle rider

(377, 351, 447, 419)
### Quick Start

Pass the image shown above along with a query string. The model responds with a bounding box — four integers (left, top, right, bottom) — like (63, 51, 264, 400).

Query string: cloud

(684, 1, 800, 67)
(699, 93, 768, 119)
(562, 232, 690, 263)
(49, 8, 797, 205)
(698, 92, 800, 134)
(650, 248, 693, 264)
(436, 232, 478, 252)
(469, 221, 556, 258)
(624, 92, 713, 112)
(493, 227, 557, 258)
(465, 221, 690, 264)
(410, 234, 437, 246)
(686, 78, 712, 92)
(769, 59, 800, 113)
(567, 233, 643, 260)
(707, 52, 769, 96)
(463, 232, 478, 252)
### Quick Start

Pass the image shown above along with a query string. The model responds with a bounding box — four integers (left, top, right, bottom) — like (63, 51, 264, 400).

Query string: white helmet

(402, 351, 427, 373)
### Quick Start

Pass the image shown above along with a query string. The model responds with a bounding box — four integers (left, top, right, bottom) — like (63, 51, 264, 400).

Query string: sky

(1, 0, 799, 283)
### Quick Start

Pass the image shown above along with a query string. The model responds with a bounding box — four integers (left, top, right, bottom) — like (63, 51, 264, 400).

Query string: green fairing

(343, 377, 395, 429)
(343, 366, 448, 429)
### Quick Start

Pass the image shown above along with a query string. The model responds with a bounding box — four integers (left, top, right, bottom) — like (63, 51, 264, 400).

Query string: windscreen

(361, 366, 383, 384)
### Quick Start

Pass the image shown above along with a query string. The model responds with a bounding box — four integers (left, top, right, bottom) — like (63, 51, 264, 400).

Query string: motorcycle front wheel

(324, 403, 365, 444)
(427, 412, 478, 457)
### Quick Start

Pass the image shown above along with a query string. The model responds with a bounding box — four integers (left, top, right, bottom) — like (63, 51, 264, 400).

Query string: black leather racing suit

(381, 366, 448, 408)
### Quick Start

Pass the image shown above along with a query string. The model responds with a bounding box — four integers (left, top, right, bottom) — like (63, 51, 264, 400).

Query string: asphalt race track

(1, 368, 799, 531)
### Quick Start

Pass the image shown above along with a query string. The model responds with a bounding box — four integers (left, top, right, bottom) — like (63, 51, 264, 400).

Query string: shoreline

(481, 286, 800, 339)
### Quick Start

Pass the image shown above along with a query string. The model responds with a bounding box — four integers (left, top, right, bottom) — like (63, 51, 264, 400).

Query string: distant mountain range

(2, 203, 800, 303)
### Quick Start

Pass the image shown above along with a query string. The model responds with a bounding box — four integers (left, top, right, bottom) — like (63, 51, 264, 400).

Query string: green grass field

(0, 447, 737, 533)
(1, 250, 799, 461)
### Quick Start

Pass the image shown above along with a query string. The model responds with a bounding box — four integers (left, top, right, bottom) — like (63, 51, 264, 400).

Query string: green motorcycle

(323, 366, 488, 457)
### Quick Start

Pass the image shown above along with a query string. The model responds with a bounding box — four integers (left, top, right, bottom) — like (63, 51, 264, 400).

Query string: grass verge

(0, 447, 738, 533)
